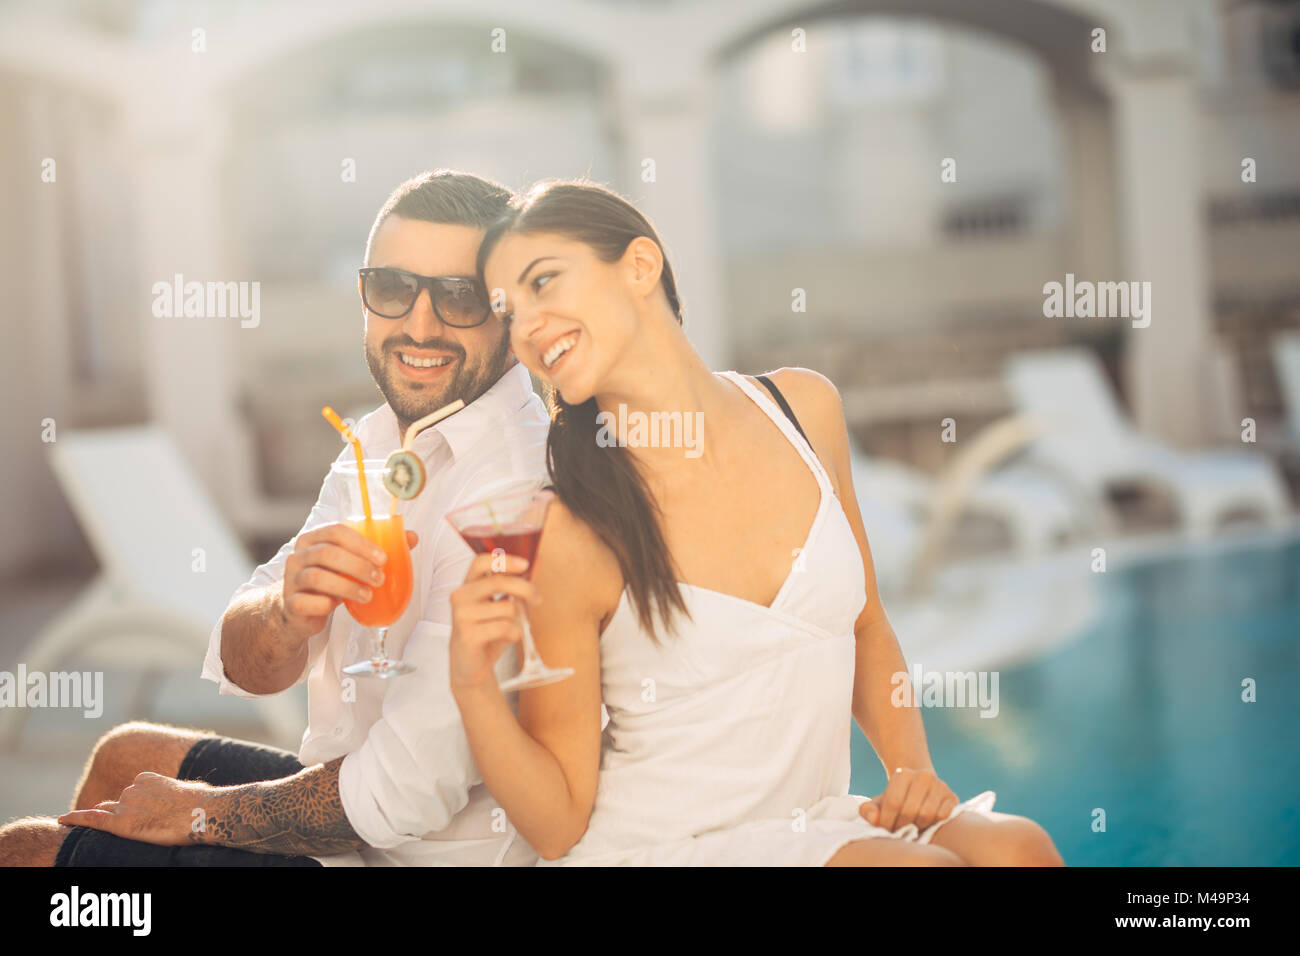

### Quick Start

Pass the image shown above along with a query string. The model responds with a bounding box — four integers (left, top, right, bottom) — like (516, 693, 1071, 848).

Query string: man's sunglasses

(358, 267, 493, 328)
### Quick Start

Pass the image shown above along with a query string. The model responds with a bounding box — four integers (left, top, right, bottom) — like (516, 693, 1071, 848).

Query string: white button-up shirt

(201, 362, 550, 866)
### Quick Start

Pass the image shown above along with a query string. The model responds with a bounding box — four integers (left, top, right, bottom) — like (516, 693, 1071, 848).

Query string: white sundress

(540, 370, 997, 866)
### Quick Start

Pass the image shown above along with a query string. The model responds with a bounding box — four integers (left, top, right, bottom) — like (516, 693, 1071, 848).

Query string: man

(0, 170, 550, 866)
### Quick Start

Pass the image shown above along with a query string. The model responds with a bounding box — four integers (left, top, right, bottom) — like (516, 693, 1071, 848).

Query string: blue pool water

(849, 536, 1300, 865)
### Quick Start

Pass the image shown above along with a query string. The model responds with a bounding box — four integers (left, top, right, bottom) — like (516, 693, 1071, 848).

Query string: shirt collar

(376, 361, 538, 463)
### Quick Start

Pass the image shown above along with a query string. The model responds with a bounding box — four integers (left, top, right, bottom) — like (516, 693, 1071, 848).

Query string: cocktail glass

(332, 459, 415, 678)
(445, 488, 573, 691)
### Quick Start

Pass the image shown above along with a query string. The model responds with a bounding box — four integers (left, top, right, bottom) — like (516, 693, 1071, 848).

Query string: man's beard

(365, 328, 513, 432)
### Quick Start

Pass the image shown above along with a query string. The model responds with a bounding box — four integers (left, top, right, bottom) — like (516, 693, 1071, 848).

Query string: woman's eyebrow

(517, 256, 560, 286)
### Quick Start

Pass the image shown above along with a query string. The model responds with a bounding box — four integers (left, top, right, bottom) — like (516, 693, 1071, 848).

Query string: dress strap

(715, 370, 833, 495)
(755, 374, 811, 447)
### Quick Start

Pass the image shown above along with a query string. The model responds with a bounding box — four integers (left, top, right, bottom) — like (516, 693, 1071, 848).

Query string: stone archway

(693, 0, 1216, 446)
(0, 0, 1221, 508)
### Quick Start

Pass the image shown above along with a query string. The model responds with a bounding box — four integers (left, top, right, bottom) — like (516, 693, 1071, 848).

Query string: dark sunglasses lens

(434, 280, 490, 327)
(363, 270, 418, 317)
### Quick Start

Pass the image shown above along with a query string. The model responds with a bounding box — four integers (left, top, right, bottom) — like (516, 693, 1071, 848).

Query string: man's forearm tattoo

(195, 757, 369, 856)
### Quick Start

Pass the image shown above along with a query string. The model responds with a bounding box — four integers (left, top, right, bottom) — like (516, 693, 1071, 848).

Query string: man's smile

(393, 347, 461, 381)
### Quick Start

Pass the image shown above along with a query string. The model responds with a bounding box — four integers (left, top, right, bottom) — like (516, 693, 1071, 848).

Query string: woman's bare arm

(450, 501, 619, 859)
(768, 367, 936, 775)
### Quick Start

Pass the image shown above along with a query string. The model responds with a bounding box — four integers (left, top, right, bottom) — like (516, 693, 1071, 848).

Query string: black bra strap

(754, 374, 811, 447)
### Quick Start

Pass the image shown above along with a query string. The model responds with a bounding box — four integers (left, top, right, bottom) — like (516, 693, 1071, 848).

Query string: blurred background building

(2, 0, 1299, 864)
(0, 0, 1294, 572)
(2, 0, 1299, 572)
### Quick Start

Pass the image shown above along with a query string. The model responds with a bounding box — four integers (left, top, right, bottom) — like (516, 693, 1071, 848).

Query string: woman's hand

(448, 551, 539, 693)
(859, 767, 959, 833)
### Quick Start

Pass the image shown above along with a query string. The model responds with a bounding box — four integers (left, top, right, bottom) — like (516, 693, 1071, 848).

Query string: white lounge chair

(0, 426, 304, 750)
(851, 438, 1091, 559)
(1003, 347, 1291, 538)
(1272, 332, 1300, 444)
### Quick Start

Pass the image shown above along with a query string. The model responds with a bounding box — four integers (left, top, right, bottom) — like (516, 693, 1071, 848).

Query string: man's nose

(403, 286, 447, 339)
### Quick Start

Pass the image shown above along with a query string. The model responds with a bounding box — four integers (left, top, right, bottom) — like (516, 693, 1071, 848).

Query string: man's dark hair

(365, 169, 512, 263)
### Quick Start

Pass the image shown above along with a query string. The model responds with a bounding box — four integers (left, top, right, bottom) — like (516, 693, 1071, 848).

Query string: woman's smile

(540, 330, 581, 373)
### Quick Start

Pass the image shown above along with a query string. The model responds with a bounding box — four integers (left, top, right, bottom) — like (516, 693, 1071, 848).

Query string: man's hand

(220, 524, 418, 696)
(58, 760, 369, 857)
(57, 772, 210, 847)
(859, 767, 958, 832)
(282, 524, 420, 642)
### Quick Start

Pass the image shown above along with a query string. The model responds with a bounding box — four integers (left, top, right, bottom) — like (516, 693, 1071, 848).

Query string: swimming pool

(850, 533, 1300, 865)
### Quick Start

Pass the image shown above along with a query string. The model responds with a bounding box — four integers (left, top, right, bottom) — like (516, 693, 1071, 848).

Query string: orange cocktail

(343, 514, 413, 627)
(329, 457, 417, 678)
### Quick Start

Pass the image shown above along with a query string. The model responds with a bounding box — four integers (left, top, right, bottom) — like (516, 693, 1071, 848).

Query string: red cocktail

(456, 524, 543, 572)
(446, 488, 573, 691)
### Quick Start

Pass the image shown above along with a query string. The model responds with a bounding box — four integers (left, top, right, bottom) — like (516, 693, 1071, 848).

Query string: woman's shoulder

(541, 494, 606, 552)
(752, 367, 852, 487)
(535, 492, 624, 611)
(756, 367, 845, 434)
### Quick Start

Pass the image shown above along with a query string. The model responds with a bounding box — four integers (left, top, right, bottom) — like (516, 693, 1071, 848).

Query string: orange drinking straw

(321, 406, 372, 521)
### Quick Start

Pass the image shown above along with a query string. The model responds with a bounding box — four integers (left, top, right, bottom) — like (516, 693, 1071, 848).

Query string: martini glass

(446, 488, 574, 691)
(333, 459, 416, 678)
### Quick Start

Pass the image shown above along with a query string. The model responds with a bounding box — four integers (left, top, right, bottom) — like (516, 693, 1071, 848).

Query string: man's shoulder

(457, 392, 551, 477)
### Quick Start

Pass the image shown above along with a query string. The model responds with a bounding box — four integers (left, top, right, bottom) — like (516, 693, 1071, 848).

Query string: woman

(448, 180, 1064, 866)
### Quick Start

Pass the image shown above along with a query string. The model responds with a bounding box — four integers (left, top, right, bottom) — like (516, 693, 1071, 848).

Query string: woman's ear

(623, 236, 664, 301)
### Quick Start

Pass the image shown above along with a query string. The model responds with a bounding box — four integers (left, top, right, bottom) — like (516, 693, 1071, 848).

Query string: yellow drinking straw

(401, 399, 465, 452)
(321, 406, 372, 521)
(385, 399, 466, 515)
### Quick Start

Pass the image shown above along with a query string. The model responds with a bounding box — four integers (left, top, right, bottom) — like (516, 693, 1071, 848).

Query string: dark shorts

(54, 735, 324, 867)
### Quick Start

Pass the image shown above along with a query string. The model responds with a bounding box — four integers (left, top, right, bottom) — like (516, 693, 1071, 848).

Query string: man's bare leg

(0, 722, 209, 866)
(0, 819, 71, 867)
(70, 721, 212, 811)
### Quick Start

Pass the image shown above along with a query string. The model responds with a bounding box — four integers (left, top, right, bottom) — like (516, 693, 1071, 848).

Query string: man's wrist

(189, 783, 232, 846)
(267, 589, 312, 660)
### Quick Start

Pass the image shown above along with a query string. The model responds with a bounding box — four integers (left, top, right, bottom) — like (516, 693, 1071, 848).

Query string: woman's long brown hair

(477, 181, 692, 638)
